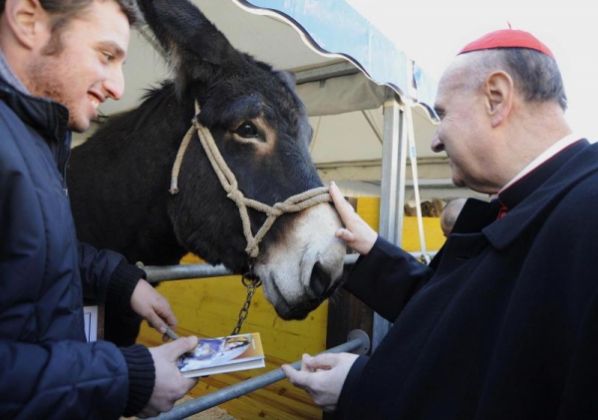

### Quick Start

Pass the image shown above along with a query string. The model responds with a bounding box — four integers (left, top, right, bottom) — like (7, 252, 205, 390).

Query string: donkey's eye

(234, 121, 259, 139)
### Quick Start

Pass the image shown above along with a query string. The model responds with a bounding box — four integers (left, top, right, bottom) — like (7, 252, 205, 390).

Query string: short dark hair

(1, 0, 139, 54)
(497, 48, 567, 110)
(504, 48, 567, 110)
(1, 0, 139, 23)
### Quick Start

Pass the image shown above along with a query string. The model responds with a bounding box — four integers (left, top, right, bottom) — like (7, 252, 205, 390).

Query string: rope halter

(169, 101, 331, 259)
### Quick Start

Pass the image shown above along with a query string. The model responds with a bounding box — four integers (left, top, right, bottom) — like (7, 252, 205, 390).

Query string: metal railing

(143, 251, 435, 283)
(144, 254, 360, 283)
(149, 330, 370, 420)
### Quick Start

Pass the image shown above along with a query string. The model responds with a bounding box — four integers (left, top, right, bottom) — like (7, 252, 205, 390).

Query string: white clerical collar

(499, 133, 581, 194)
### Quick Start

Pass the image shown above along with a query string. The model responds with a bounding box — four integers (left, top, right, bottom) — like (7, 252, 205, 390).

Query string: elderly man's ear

(4, 0, 50, 49)
(484, 70, 514, 128)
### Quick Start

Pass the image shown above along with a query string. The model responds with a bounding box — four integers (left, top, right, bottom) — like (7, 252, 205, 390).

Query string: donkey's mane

(94, 81, 185, 137)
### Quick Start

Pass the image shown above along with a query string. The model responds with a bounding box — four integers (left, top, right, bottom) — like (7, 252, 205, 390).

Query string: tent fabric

(298, 73, 387, 117)
(239, 0, 437, 114)
(99, 0, 438, 121)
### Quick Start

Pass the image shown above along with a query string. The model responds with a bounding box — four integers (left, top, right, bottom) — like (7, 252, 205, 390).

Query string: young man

(0, 0, 197, 417)
(284, 29, 598, 419)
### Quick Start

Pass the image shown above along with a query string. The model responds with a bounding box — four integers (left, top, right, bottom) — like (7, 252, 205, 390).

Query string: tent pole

(373, 91, 406, 350)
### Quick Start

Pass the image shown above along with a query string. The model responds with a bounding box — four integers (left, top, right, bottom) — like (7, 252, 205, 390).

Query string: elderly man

(0, 0, 198, 417)
(284, 29, 598, 419)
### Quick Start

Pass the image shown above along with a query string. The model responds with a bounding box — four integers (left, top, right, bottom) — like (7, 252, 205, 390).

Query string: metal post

(373, 91, 407, 350)
(150, 330, 370, 420)
(379, 95, 402, 244)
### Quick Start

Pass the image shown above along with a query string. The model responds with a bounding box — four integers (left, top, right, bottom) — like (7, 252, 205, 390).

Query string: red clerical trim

(497, 202, 509, 220)
(459, 29, 554, 58)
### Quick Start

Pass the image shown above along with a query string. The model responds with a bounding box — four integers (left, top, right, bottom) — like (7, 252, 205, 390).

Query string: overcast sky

(346, 0, 598, 141)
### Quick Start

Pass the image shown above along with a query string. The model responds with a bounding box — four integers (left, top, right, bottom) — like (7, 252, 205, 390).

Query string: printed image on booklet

(177, 332, 265, 378)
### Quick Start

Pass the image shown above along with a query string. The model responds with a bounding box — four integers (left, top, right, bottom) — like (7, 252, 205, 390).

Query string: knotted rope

(170, 102, 331, 259)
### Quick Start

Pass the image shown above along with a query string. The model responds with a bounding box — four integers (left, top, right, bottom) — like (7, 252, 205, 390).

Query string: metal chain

(230, 269, 262, 336)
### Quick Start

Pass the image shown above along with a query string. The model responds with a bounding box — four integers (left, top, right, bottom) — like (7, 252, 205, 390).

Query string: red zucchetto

(458, 29, 554, 58)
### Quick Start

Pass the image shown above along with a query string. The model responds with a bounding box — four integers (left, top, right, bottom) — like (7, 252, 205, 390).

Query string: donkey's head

(138, 0, 346, 319)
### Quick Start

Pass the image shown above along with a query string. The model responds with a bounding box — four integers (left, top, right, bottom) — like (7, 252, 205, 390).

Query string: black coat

(338, 140, 598, 419)
(0, 77, 153, 418)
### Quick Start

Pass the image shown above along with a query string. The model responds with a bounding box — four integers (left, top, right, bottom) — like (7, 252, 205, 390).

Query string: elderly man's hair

(470, 49, 568, 110)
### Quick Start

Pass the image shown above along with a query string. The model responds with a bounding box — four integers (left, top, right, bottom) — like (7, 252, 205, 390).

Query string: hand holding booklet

(177, 332, 265, 378)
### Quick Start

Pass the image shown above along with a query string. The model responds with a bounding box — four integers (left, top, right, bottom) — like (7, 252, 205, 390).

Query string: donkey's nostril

(309, 262, 332, 298)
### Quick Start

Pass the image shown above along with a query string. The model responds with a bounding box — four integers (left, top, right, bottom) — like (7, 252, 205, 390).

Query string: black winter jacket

(0, 77, 154, 418)
(338, 140, 598, 419)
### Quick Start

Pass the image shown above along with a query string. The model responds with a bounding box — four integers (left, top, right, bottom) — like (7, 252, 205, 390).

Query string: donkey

(67, 0, 346, 343)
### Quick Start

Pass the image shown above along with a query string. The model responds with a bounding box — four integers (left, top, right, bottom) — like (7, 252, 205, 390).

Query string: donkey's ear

(276, 71, 297, 90)
(137, 0, 240, 82)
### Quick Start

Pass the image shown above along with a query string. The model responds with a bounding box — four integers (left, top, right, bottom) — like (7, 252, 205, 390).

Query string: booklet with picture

(177, 332, 265, 378)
